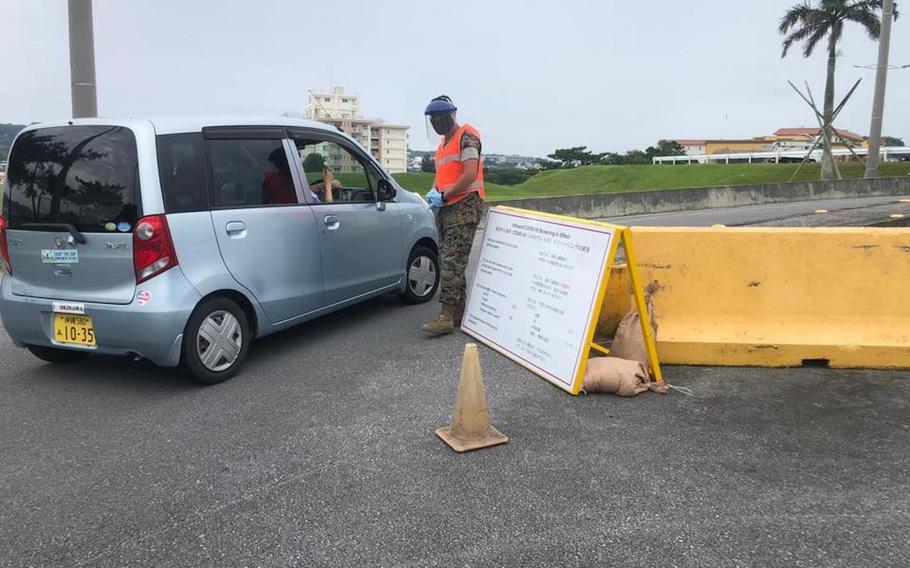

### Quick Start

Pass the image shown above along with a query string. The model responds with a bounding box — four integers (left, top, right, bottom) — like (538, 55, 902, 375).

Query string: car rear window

(5, 125, 142, 233)
(157, 133, 208, 213)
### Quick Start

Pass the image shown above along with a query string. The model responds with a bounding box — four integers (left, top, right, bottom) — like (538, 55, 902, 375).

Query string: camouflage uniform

(436, 131, 483, 308)
(436, 191, 484, 307)
(422, 128, 484, 335)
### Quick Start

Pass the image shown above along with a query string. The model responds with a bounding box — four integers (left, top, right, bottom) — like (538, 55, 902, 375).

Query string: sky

(1, 0, 907, 157)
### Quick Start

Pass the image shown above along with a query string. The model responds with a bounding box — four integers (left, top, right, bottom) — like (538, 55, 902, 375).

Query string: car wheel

(182, 297, 250, 385)
(401, 245, 440, 305)
(27, 345, 89, 364)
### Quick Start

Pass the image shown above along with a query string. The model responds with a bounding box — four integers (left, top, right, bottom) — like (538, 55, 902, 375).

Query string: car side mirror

(377, 178, 397, 201)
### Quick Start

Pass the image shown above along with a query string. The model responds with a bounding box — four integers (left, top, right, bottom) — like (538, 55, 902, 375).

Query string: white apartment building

(371, 123, 409, 174)
(286, 86, 410, 173)
(306, 86, 360, 121)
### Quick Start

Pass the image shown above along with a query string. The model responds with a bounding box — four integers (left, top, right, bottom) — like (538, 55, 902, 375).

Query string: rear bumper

(0, 269, 201, 367)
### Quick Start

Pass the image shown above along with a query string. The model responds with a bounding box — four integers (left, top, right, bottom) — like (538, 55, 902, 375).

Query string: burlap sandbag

(582, 357, 649, 396)
(610, 295, 658, 373)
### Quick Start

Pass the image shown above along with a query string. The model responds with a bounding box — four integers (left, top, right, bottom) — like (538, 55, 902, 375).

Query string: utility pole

(864, 0, 894, 178)
(68, 0, 98, 118)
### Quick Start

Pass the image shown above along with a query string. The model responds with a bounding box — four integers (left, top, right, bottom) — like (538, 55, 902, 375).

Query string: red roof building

(774, 127, 864, 142)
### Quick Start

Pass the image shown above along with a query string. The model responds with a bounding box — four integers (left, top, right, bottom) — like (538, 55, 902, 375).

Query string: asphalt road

(2, 199, 909, 567)
(601, 194, 910, 227)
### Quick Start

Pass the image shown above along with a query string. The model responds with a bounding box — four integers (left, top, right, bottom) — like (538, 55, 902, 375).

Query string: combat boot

(422, 304, 456, 335)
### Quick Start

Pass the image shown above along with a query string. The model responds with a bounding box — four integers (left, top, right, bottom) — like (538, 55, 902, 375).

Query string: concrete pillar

(68, 0, 97, 118)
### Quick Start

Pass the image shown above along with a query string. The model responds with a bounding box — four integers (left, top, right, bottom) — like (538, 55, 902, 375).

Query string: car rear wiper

(21, 223, 88, 244)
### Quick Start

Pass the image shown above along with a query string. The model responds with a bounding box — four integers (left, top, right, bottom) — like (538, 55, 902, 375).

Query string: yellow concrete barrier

(600, 227, 910, 369)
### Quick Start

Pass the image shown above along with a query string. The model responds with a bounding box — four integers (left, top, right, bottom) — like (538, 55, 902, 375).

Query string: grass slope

(394, 162, 910, 202)
(392, 172, 508, 196)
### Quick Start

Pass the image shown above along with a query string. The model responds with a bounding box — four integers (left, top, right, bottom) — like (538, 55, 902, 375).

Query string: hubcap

(408, 255, 437, 297)
(196, 310, 242, 372)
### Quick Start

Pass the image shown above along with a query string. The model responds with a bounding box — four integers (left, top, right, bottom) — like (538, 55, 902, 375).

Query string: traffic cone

(436, 343, 509, 452)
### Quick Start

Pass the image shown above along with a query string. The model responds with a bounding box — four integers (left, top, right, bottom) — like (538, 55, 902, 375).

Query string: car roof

(16, 116, 371, 158)
(146, 115, 338, 135)
(146, 115, 339, 134)
(19, 115, 341, 136)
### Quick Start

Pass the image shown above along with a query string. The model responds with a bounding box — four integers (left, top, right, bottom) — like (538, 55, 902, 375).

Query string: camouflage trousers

(436, 192, 484, 306)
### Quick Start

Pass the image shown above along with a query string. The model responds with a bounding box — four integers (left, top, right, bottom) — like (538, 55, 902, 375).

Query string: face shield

(425, 112, 456, 143)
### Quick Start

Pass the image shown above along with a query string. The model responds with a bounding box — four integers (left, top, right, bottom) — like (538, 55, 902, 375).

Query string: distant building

(705, 139, 772, 155)
(371, 122, 409, 174)
(305, 87, 360, 121)
(284, 86, 410, 173)
(675, 140, 708, 156)
(482, 153, 542, 170)
(672, 126, 865, 162)
(656, 126, 892, 164)
(674, 139, 772, 158)
(771, 127, 864, 151)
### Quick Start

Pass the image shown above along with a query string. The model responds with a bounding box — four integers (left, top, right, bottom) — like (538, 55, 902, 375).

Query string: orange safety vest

(434, 124, 485, 205)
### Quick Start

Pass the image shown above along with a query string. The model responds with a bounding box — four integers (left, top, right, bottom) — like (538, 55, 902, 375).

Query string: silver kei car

(0, 117, 440, 383)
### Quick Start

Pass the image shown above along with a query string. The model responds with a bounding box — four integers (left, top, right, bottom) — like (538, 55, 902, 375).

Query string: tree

(645, 140, 686, 158)
(546, 146, 604, 168)
(537, 158, 562, 170)
(620, 150, 651, 165)
(882, 136, 905, 146)
(302, 152, 325, 173)
(600, 153, 621, 166)
(0, 123, 27, 160)
(420, 154, 435, 173)
(599, 144, 674, 165)
(779, 0, 899, 180)
(483, 167, 533, 186)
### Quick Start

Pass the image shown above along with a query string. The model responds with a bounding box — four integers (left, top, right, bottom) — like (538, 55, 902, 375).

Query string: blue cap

(424, 96, 457, 115)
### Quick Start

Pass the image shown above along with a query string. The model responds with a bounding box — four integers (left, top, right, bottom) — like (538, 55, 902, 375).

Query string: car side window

(157, 133, 208, 213)
(291, 135, 375, 204)
(366, 160, 384, 194)
(206, 139, 299, 208)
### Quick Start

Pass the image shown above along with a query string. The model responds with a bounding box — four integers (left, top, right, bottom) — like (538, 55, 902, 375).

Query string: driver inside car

(308, 167, 343, 203)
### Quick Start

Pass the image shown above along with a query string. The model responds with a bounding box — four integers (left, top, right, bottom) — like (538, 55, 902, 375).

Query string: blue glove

(425, 187, 444, 209)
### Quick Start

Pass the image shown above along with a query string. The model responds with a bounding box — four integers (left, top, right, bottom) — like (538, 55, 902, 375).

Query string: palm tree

(779, 0, 899, 180)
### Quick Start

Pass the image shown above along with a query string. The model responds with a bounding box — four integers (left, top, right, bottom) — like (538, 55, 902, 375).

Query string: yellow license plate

(53, 314, 96, 347)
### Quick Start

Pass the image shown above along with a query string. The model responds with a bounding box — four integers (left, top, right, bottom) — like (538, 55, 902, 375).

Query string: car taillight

(0, 216, 11, 275)
(133, 215, 178, 284)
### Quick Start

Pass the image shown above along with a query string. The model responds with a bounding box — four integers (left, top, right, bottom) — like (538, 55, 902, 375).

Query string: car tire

(182, 297, 250, 385)
(27, 345, 89, 364)
(401, 245, 440, 305)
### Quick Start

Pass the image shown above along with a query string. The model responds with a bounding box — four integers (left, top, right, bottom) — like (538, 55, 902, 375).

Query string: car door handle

(225, 221, 247, 238)
(324, 215, 340, 230)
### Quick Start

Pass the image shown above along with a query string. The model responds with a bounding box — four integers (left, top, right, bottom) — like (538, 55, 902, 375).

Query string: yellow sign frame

(472, 206, 662, 395)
